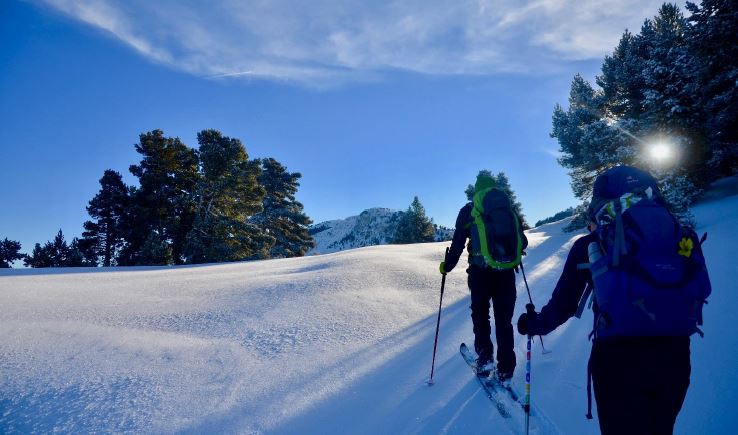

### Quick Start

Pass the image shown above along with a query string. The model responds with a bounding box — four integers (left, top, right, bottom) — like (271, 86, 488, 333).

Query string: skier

(516, 166, 711, 435)
(439, 173, 528, 381)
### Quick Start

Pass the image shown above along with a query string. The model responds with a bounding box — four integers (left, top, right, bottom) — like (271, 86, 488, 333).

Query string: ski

(459, 342, 516, 419)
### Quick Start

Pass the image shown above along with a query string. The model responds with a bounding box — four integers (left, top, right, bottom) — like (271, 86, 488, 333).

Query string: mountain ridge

(309, 207, 452, 254)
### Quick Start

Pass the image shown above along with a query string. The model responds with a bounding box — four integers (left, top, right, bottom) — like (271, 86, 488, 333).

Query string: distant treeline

(534, 207, 575, 228)
(553, 1, 738, 229)
(3, 129, 314, 268)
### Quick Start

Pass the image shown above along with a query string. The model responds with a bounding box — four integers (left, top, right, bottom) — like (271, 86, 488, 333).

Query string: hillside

(309, 207, 452, 254)
(1, 178, 736, 434)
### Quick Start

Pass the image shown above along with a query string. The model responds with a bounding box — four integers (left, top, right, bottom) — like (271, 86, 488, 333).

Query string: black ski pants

(591, 336, 691, 435)
(468, 266, 517, 374)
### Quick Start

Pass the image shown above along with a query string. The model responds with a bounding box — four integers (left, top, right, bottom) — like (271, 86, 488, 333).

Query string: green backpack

(469, 187, 523, 269)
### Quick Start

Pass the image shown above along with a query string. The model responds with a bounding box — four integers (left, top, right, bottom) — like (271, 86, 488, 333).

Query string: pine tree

(65, 237, 96, 267)
(393, 196, 436, 244)
(184, 130, 272, 263)
(597, 30, 647, 120)
(116, 186, 147, 265)
(24, 243, 52, 268)
(638, 5, 708, 180)
(23, 230, 88, 267)
(253, 158, 314, 258)
(551, 3, 720, 220)
(551, 74, 625, 200)
(77, 236, 99, 266)
(48, 229, 69, 266)
(83, 170, 129, 266)
(137, 232, 173, 266)
(656, 170, 701, 227)
(122, 130, 200, 265)
(0, 238, 24, 268)
(686, 0, 738, 176)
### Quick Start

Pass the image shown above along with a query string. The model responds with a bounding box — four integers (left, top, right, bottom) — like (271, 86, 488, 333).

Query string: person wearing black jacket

(516, 170, 698, 435)
(440, 174, 528, 380)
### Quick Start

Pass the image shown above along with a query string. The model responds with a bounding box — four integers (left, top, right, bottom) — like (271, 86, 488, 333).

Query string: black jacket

(444, 203, 528, 273)
(528, 231, 596, 335)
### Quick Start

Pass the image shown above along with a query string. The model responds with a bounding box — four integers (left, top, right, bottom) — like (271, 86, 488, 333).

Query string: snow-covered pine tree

(552, 3, 724, 226)
(597, 30, 647, 121)
(638, 5, 709, 184)
(654, 170, 702, 227)
(686, 0, 738, 177)
(551, 75, 618, 200)
(252, 158, 314, 258)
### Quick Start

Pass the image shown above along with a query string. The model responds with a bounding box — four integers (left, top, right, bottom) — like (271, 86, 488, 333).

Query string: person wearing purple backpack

(516, 165, 711, 435)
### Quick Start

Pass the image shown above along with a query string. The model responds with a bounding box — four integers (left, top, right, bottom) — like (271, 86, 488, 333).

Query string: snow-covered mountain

(308, 207, 452, 254)
(1, 177, 736, 434)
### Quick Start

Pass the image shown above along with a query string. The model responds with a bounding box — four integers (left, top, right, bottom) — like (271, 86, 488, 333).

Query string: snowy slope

(309, 207, 452, 254)
(1, 178, 736, 434)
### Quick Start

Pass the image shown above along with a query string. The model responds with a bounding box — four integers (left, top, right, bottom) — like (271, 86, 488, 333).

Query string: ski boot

(476, 350, 494, 378)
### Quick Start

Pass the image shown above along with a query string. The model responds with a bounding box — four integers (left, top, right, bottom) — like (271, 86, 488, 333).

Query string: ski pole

(519, 261, 550, 354)
(427, 247, 449, 386)
(525, 334, 531, 435)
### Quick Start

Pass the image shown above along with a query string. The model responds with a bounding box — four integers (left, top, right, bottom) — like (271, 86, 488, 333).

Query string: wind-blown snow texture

(1, 177, 736, 434)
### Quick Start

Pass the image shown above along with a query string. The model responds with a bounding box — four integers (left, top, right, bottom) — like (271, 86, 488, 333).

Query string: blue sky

(1, 0, 670, 253)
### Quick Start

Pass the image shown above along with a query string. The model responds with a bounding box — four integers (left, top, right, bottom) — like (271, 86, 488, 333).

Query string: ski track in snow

(1, 177, 736, 434)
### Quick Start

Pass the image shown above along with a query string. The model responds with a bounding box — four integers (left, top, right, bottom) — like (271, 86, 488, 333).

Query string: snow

(1, 178, 736, 434)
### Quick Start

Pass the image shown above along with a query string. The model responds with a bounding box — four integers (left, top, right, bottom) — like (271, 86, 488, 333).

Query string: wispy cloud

(542, 147, 563, 159)
(36, 0, 669, 86)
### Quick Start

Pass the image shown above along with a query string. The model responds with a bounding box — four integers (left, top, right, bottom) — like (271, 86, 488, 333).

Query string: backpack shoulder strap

(471, 188, 493, 266)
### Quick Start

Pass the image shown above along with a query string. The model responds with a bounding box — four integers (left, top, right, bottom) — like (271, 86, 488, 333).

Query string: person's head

(589, 165, 660, 221)
(475, 174, 496, 193)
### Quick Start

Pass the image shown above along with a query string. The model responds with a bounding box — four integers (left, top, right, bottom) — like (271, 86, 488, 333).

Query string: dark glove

(517, 303, 538, 336)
